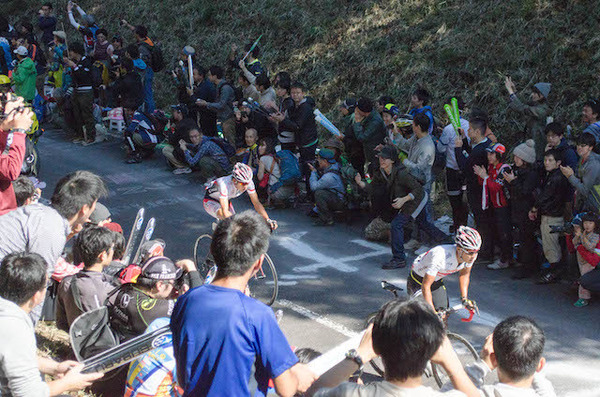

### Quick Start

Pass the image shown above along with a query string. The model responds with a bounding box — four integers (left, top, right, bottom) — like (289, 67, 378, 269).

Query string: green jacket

(369, 163, 426, 218)
(352, 110, 386, 163)
(508, 94, 550, 160)
(12, 57, 37, 101)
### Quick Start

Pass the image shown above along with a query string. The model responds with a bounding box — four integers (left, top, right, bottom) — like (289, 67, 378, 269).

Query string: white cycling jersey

(411, 244, 474, 282)
(205, 175, 256, 201)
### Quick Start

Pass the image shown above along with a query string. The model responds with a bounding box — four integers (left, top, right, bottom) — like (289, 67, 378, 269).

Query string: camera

(549, 222, 575, 235)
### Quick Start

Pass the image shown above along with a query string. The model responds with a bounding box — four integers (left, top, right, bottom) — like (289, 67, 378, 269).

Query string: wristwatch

(345, 349, 364, 371)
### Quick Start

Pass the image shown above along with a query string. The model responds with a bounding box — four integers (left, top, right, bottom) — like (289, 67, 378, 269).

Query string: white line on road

(278, 299, 358, 338)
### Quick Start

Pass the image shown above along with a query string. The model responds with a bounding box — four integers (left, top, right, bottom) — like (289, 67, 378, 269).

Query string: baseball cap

(13, 46, 28, 56)
(89, 203, 111, 224)
(140, 256, 182, 280)
(486, 143, 506, 155)
(170, 103, 188, 115)
(339, 98, 357, 110)
(317, 148, 336, 163)
(278, 130, 295, 144)
(139, 239, 166, 263)
(377, 145, 398, 160)
(382, 103, 399, 117)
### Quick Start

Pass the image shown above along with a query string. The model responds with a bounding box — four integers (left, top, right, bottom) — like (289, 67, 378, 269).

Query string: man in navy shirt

(171, 211, 316, 396)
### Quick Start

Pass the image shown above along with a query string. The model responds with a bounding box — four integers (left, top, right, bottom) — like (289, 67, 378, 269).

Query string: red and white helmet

(454, 226, 482, 252)
(232, 162, 253, 184)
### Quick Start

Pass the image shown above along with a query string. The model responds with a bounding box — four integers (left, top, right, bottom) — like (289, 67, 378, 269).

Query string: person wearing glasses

(203, 162, 278, 230)
(407, 226, 481, 313)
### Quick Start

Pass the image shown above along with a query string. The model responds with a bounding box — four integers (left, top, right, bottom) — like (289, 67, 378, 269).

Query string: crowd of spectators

(0, 2, 600, 396)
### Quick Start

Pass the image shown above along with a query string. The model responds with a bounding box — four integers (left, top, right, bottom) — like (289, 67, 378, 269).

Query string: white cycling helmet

(232, 162, 253, 184)
(454, 226, 482, 252)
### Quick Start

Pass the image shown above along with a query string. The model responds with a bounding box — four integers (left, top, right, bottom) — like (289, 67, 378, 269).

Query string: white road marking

(279, 274, 320, 280)
(278, 299, 358, 338)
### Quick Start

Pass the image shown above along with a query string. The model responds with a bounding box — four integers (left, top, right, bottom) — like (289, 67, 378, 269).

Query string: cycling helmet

(232, 162, 253, 184)
(382, 103, 400, 118)
(0, 75, 10, 85)
(454, 226, 482, 251)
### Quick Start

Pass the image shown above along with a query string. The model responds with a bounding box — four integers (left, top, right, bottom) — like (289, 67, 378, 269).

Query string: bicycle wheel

(193, 234, 214, 280)
(248, 253, 278, 306)
(432, 332, 479, 388)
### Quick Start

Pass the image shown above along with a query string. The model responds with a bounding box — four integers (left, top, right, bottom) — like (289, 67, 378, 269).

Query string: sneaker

(173, 167, 192, 175)
(574, 298, 589, 308)
(126, 154, 142, 164)
(414, 245, 430, 255)
(72, 137, 83, 143)
(404, 239, 420, 250)
(536, 272, 558, 285)
(81, 138, 97, 146)
(382, 259, 406, 270)
(312, 219, 334, 227)
(487, 260, 510, 270)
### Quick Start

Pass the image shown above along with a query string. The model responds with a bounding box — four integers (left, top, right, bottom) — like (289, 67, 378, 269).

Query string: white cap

(14, 46, 28, 56)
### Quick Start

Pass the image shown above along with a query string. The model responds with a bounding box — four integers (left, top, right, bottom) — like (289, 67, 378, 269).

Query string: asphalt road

(37, 130, 600, 396)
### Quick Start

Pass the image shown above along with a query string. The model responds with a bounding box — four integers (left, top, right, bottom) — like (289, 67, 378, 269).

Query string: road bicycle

(368, 281, 479, 388)
(193, 234, 279, 306)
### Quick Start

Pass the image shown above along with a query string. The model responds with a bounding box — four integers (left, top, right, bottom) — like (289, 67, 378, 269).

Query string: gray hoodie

(568, 151, 600, 212)
(0, 297, 50, 396)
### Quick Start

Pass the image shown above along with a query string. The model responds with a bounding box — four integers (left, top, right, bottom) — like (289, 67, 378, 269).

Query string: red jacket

(480, 162, 510, 209)
(566, 234, 600, 267)
(0, 130, 26, 215)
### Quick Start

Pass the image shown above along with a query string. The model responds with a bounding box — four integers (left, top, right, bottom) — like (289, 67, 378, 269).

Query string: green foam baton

(451, 97, 460, 121)
(444, 104, 461, 136)
(241, 34, 263, 62)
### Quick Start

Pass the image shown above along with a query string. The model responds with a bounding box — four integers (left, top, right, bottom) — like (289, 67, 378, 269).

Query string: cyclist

(407, 225, 481, 313)
(203, 162, 278, 230)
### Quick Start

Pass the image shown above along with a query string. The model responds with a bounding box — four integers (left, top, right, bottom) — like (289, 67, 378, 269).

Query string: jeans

(143, 68, 155, 113)
(314, 189, 345, 222)
(391, 209, 447, 261)
(299, 144, 317, 195)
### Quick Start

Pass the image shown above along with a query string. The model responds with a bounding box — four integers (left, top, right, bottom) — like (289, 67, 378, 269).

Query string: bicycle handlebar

(442, 303, 475, 322)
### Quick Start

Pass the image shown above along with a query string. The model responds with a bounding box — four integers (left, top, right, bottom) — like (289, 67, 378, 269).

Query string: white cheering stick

(183, 46, 196, 88)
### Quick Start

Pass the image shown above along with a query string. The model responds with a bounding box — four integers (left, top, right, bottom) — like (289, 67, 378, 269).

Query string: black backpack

(142, 42, 165, 72)
(209, 136, 236, 158)
(69, 282, 121, 361)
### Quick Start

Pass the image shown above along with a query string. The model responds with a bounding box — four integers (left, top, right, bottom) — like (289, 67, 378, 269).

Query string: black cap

(357, 97, 373, 113)
(377, 145, 398, 161)
(171, 103, 188, 116)
(140, 256, 182, 280)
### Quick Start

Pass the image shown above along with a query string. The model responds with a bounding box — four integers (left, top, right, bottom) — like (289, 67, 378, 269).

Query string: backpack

(69, 283, 121, 361)
(271, 150, 301, 192)
(142, 42, 165, 72)
(209, 137, 236, 158)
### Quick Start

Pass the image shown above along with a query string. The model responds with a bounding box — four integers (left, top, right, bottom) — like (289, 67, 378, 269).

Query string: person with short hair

(0, 170, 107, 275)
(171, 211, 317, 396)
(121, 20, 157, 112)
(581, 98, 600, 147)
(238, 72, 260, 101)
(529, 149, 571, 284)
(255, 73, 276, 106)
(241, 127, 260, 172)
(408, 88, 435, 133)
(560, 133, 600, 214)
(355, 145, 447, 269)
(38, 2, 57, 48)
(351, 97, 386, 170)
(0, 252, 103, 396)
(196, 65, 236, 144)
(237, 42, 265, 84)
(505, 77, 551, 160)
(67, 1, 99, 55)
(308, 148, 345, 226)
(55, 225, 117, 331)
(307, 298, 478, 397)
(12, 175, 36, 207)
(396, 112, 436, 191)
(188, 65, 217, 137)
(544, 122, 578, 170)
(461, 316, 556, 396)
(124, 108, 169, 164)
(163, 103, 198, 172)
(63, 41, 97, 144)
(569, 212, 599, 307)
(455, 117, 494, 263)
(113, 57, 144, 110)
(179, 128, 232, 178)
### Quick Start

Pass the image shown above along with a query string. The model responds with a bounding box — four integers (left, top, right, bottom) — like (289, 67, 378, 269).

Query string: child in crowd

(570, 213, 599, 307)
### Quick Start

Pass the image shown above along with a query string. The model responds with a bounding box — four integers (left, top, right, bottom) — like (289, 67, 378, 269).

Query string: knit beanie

(357, 97, 373, 113)
(534, 83, 551, 98)
(513, 139, 536, 164)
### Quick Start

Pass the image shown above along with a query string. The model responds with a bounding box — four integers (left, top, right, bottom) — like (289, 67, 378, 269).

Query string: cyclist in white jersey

(407, 226, 481, 312)
(203, 163, 278, 230)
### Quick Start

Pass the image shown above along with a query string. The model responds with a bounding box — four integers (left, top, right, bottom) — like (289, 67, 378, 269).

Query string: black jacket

(281, 99, 318, 147)
(369, 164, 425, 217)
(72, 56, 94, 88)
(456, 138, 492, 198)
(113, 71, 144, 109)
(535, 168, 570, 217)
(509, 165, 539, 223)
